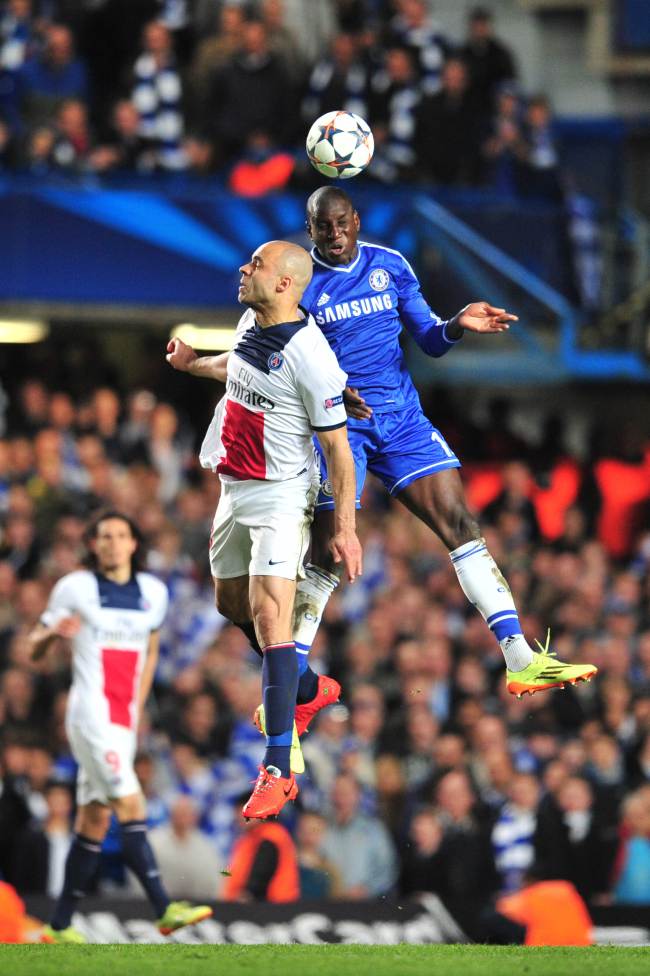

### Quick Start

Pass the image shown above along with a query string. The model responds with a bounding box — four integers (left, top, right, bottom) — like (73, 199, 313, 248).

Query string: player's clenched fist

(166, 337, 197, 371)
(329, 528, 363, 582)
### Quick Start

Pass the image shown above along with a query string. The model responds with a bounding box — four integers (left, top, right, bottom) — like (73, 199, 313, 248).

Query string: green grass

(0, 945, 649, 976)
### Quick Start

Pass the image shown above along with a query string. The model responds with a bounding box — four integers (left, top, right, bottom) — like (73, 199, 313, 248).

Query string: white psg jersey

(41, 569, 168, 731)
(202, 308, 347, 482)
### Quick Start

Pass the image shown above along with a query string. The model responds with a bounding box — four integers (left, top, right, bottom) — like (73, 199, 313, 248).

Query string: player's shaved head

(238, 240, 313, 319)
(306, 185, 354, 219)
(265, 240, 313, 295)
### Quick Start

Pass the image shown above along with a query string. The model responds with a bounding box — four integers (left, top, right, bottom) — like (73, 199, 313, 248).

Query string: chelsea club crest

(369, 268, 389, 291)
(268, 351, 284, 371)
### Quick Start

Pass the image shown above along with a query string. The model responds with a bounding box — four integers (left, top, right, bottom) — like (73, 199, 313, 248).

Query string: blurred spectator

(320, 773, 398, 898)
(149, 794, 220, 900)
(134, 751, 169, 831)
(368, 46, 420, 182)
(461, 6, 517, 115)
(483, 461, 541, 544)
(281, 0, 337, 65)
(0, 0, 33, 74)
(612, 791, 650, 904)
(260, 0, 301, 77)
(224, 819, 299, 903)
(11, 781, 73, 895)
(0, 514, 39, 577)
(50, 97, 92, 171)
(399, 806, 446, 895)
(482, 82, 525, 193)
(90, 99, 156, 174)
(228, 130, 295, 197)
(147, 402, 189, 504)
(189, 3, 245, 116)
(295, 811, 341, 898)
(0, 0, 33, 130)
(415, 57, 481, 186)
(302, 33, 368, 126)
(0, 739, 31, 881)
(209, 19, 293, 162)
(534, 775, 617, 902)
(432, 770, 499, 907)
(20, 22, 88, 127)
(14, 379, 49, 436)
(492, 773, 540, 893)
(386, 0, 448, 96)
(519, 95, 562, 201)
(131, 20, 186, 171)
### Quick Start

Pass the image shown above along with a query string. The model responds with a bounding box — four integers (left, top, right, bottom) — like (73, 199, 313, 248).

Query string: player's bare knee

(77, 802, 111, 839)
(113, 792, 145, 823)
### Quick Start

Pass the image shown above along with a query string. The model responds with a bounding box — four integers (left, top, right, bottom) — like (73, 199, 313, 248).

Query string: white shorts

(209, 474, 317, 581)
(67, 721, 140, 807)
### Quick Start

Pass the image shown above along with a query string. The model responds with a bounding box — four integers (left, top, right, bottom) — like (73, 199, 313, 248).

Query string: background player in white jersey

(167, 240, 361, 821)
(29, 512, 212, 943)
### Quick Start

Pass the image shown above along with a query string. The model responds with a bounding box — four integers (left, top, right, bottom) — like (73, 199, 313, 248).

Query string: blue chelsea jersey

(301, 241, 461, 412)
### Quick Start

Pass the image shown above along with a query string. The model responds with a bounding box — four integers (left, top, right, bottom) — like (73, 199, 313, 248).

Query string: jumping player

(168, 240, 361, 819)
(292, 186, 596, 700)
(29, 512, 212, 943)
(168, 188, 596, 733)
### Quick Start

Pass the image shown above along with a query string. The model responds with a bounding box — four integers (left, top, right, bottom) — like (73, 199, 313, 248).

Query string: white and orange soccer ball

(306, 110, 374, 180)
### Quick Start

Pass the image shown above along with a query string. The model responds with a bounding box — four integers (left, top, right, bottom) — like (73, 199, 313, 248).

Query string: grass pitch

(1, 944, 649, 976)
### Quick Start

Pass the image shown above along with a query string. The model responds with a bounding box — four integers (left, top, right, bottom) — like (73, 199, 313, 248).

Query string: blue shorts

(315, 400, 460, 511)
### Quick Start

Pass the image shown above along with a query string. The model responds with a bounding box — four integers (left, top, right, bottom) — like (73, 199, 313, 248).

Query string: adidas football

(306, 110, 374, 180)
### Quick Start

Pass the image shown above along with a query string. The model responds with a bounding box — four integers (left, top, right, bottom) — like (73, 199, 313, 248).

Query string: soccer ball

(306, 110, 374, 180)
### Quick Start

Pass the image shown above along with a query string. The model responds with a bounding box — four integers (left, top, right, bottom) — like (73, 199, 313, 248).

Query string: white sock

(293, 564, 339, 665)
(449, 538, 534, 672)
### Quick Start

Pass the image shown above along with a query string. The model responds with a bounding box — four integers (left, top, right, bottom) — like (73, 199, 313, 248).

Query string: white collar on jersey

(311, 243, 364, 273)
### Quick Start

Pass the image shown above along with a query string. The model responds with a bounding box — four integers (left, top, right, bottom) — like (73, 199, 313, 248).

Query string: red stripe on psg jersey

(101, 648, 139, 728)
(218, 399, 267, 480)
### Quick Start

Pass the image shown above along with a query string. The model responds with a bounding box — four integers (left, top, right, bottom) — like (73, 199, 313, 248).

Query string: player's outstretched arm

(28, 616, 81, 662)
(449, 302, 519, 335)
(166, 337, 230, 382)
(315, 426, 362, 582)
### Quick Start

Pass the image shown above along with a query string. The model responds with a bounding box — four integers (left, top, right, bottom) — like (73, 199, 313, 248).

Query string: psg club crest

(268, 351, 284, 371)
(369, 268, 389, 291)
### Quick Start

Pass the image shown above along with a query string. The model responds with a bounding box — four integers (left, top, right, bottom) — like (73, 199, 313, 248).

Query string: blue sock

(120, 820, 170, 917)
(296, 643, 319, 704)
(51, 833, 102, 930)
(262, 641, 298, 778)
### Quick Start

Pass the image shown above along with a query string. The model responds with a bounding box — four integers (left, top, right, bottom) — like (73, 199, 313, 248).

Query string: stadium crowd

(0, 0, 563, 198)
(0, 374, 649, 920)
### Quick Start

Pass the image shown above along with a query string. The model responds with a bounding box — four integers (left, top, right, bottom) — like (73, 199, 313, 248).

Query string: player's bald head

(268, 240, 313, 295)
(306, 185, 355, 220)
(250, 240, 312, 299)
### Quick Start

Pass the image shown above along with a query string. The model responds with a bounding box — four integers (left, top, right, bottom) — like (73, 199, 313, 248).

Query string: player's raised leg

(290, 510, 342, 732)
(243, 573, 299, 820)
(397, 468, 597, 696)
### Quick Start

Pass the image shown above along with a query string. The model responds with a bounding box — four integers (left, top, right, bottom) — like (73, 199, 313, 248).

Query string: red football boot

(294, 675, 341, 737)
(242, 765, 298, 821)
